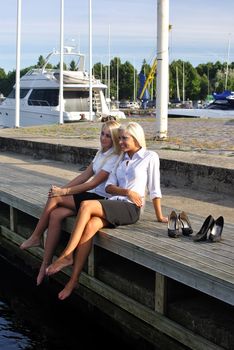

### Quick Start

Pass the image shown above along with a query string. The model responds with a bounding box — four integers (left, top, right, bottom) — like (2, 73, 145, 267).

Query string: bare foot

(46, 255, 73, 276)
(58, 279, 79, 300)
(36, 263, 48, 286)
(20, 236, 41, 250)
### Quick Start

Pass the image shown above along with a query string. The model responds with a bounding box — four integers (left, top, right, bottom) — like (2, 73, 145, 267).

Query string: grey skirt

(99, 199, 141, 228)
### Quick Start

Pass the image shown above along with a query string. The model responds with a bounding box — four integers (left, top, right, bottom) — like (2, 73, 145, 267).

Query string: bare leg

(36, 207, 75, 285)
(58, 217, 106, 300)
(46, 200, 107, 276)
(20, 195, 76, 250)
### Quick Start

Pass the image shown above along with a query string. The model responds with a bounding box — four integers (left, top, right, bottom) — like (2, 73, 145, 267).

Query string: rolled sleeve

(147, 152, 162, 199)
(105, 170, 118, 189)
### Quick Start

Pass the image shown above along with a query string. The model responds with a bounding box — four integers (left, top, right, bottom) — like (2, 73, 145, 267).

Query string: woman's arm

(106, 184, 143, 207)
(152, 197, 168, 223)
(63, 164, 94, 188)
(49, 169, 109, 197)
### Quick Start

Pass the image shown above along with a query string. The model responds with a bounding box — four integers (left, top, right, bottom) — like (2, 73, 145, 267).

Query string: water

(0, 255, 141, 350)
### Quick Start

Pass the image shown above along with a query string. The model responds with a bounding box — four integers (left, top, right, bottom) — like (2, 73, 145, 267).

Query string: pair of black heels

(193, 215, 224, 242)
(168, 210, 193, 238)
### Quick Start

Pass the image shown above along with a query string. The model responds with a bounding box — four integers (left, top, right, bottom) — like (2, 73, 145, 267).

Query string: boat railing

(28, 99, 50, 107)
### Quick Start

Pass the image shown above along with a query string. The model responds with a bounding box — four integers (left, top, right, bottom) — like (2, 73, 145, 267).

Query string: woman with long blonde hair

(20, 120, 121, 285)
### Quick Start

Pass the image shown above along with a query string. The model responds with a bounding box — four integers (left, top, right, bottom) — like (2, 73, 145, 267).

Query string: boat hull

(0, 105, 95, 127)
(168, 108, 234, 118)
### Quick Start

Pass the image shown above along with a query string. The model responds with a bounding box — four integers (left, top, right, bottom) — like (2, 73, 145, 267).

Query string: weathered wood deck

(0, 152, 233, 350)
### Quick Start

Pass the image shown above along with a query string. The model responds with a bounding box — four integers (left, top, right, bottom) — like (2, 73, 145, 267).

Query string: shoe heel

(168, 210, 180, 238)
(193, 215, 214, 242)
(179, 211, 193, 236)
(209, 216, 224, 242)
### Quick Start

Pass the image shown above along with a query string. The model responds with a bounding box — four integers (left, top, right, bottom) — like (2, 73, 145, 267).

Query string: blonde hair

(119, 122, 146, 149)
(100, 120, 121, 154)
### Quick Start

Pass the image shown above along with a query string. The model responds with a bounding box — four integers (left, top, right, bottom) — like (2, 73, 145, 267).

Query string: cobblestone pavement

(1, 117, 234, 157)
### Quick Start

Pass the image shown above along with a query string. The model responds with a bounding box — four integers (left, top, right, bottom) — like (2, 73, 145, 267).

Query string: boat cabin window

(28, 89, 59, 107)
(64, 91, 89, 112)
(7, 89, 30, 99)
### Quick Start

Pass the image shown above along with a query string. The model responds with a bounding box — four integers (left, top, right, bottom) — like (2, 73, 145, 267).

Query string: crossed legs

(58, 216, 106, 300)
(46, 200, 108, 277)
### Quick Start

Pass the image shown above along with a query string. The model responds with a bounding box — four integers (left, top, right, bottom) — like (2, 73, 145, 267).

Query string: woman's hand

(157, 216, 168, 223)
(48, 185, 67, 197)
(127, 190, 143, 207)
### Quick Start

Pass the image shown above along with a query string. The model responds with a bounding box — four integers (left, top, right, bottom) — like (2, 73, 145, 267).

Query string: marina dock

(0, 133, 233, 350)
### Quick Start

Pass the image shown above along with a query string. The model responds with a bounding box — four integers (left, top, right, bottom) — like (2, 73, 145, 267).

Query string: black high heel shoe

(178, 211, 193, 236)
(168, 210, 180, 238)
(193, 215, 215, 242)
(209, 216, 224, 242)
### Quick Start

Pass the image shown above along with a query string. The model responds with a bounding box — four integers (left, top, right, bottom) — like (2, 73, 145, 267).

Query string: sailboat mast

(225, 35, 231, 90)
(89, 0, 93, 120)
(176, 66, 180, 101)
(59, 0, 64, 125)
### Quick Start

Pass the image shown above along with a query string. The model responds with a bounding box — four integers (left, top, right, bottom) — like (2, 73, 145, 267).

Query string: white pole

(133, 59, 136, 101)
(59, 0, 64, 124)
(108, 24, 111, 109)
(117, 59, 119, 102)
(225, 34, 231, 90)
(176, 66, 180, 101)
(182, 61, 185, 103)
(100, 60, 103, 82)
(89, 0, 93, 120)
(15, 0, 22, 128)
(155, 0, 169, 139)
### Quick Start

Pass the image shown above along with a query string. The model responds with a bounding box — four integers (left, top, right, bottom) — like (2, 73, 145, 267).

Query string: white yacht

(0, 48, 125, 127)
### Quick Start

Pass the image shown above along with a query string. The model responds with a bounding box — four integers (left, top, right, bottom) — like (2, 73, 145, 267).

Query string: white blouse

(105, 148, 162, 203)
(89, 147, 119, 198)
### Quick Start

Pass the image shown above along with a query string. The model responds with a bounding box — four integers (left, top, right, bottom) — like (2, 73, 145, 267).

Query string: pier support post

(10, 206, 18, 233)
(88, 245, 95, 277)
(155, 272, 167, 314)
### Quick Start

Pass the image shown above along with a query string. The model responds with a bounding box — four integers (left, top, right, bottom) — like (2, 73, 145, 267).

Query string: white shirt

(105, 148, 162, 203)
(89, 147, 119, 198)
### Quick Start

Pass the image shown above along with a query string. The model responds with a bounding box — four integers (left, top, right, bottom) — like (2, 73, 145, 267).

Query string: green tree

(69, 60, 77, 71)
(36, 55, 46, 68)
(118, 60, 135, 100)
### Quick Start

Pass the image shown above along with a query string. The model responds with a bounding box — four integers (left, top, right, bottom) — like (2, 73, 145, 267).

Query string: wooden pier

(0, 145, 233, 350)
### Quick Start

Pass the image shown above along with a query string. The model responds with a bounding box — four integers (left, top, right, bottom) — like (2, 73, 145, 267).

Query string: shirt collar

(123, 147, 146, 160)
(102, 147, 114, 156)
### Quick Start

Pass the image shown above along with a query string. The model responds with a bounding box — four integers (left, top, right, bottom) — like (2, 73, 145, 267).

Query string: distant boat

(0, 48, 125, 127)
(168, 90, 234, 118)
(212, 90, 234, 100)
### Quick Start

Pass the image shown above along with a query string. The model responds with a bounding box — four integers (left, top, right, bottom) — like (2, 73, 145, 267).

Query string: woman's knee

(50, 208, 66, 223)
(79, 200, 94, 213)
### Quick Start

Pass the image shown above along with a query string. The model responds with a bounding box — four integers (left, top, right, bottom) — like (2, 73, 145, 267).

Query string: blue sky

(0, 0, 234, 73)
